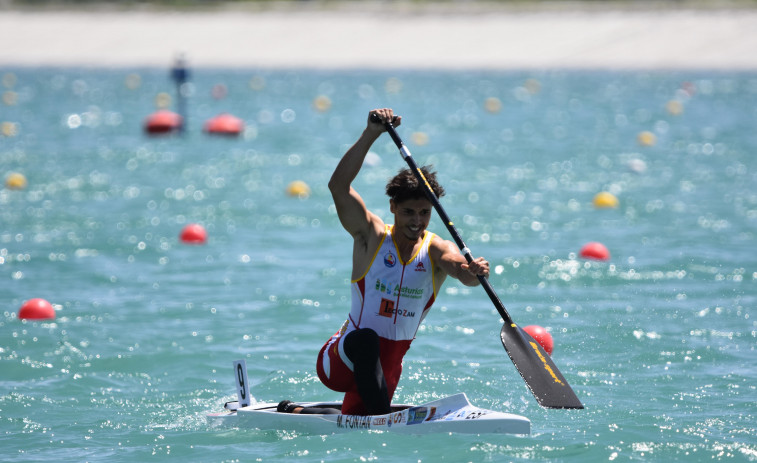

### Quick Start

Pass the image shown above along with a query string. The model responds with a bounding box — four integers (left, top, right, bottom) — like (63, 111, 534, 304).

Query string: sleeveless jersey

(347, 224, 437, 341)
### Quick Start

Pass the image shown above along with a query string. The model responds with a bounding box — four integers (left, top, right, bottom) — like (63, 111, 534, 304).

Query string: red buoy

(18, 298, 55, 320)
(523, 325, 554, 355)
(579, 241, 610, 261)
(180, 223, 207, 244)
(211, 83, 228, 100)
(204, 113, 243, 136)
(144, 110, 183, 135)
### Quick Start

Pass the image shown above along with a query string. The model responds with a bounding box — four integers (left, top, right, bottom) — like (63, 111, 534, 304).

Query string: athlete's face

(390, 198, 433, 241)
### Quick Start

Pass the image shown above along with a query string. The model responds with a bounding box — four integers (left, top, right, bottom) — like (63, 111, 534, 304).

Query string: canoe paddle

(372, 113, 584, 409)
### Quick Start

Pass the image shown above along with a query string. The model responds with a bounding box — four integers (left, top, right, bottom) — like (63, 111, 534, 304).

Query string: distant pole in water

(171, 53, 190, 133)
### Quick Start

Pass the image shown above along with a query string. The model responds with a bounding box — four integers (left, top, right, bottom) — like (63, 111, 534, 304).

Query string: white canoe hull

(207, 392, 530, 435)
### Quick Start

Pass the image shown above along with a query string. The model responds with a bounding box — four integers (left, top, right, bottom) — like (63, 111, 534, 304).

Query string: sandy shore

(1, 3, 757, 70)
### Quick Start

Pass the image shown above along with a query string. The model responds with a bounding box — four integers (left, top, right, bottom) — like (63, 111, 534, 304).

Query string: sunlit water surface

(1, 68, 755, 462)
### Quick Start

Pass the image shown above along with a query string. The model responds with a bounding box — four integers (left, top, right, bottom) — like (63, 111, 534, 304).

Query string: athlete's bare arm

(329, 109, 402, 277)
(431, 237, 489, 288)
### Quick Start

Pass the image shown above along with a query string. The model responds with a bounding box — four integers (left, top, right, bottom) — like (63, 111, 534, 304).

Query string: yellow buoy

(5, 172, 27, 190)
(484, 97, 502, 114)
(2, 72, 17, 88)
(2, 91, 17, 106)
(249, 75, 266, 91)
(125, 73, 142, 90)
(313, 95, 332, 113)
(1, 121, 18, 137)
(155, 92, 172, 109)
(385, 77, 403, 94)
(637, 131, 656, 147)
(524, 78, 541, 94)
(593, 191, 619, 209)
(411, 132, 429, 146)
(286, 180, 311, 198)
(665, 100, 683, 116)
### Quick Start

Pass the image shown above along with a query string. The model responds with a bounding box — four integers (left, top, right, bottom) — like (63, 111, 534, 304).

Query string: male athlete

(286, 108, 490, 417)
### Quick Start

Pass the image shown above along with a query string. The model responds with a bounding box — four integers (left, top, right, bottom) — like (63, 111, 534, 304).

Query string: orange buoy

(204, 113, 243, 136)
(144, 110, 182, 135)
(180, 224, 207, 244)
(523, 325, 553, 355)
(579, 242, 610, 261)
(19, 298, 55, 320)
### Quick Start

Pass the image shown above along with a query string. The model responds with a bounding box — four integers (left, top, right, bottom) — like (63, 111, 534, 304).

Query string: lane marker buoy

(411, 132, 429, 146)
(579, 242, 610, 261)
(313, 95, 332, 113)
(666, 100, 683, 116)
(523, 325, 553, 355)
(637, 131, 656, 147)
(155, 92, 172, 109)
(524, 78, 541, 94)
(204, 113, 243, 136)
(125, 73, 142, 90)
(144, 110, 182, 135)
(385, 77, 402, 94)
(19, 298, 55, 320)
(211, 83, 228, 100)
(484, 97, 502, 113)
(593, 192, 619, 209)
(180, 224, 207, 244)
(5, 172, 27, 190)
(1, 121, 18, 137)
(286, 180, 311, 199)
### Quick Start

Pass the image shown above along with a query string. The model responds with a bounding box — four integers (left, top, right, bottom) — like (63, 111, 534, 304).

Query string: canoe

(205, 360, 530, 435)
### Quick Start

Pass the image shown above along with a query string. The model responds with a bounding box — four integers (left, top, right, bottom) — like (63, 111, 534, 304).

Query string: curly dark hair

(385, 166, 445, 204)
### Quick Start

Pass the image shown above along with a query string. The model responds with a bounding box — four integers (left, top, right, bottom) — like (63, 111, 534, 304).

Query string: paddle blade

(500, 324, 584, 409)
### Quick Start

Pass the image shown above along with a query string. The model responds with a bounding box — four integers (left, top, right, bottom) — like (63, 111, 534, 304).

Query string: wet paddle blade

(500, 324, 584, 409)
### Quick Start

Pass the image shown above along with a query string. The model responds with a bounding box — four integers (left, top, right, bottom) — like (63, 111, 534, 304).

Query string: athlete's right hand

(368, 108, 401, 131)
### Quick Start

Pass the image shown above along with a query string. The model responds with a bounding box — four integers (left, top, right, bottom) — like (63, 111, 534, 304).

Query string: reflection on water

(1, 68, 755, 462)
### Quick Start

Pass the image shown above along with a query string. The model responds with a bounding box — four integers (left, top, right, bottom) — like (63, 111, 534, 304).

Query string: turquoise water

(1, 68, 755, 462)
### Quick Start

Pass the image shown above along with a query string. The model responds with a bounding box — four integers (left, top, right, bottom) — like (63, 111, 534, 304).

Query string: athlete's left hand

(462, 257, 489, 278)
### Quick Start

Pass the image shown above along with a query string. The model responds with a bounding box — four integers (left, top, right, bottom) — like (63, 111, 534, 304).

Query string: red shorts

(316, 331, 411, 415)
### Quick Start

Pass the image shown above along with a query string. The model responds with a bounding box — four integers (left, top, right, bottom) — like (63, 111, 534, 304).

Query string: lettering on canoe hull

(336, 415, 372, 430)
(337, 410, 406, 430)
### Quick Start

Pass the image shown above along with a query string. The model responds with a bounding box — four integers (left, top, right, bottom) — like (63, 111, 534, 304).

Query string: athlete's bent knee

(344, 328, 380, 364)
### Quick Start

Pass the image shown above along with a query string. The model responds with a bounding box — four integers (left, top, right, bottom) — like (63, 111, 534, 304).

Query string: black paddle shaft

(385, 132, 512, 325)
(375, 114, 584, 409)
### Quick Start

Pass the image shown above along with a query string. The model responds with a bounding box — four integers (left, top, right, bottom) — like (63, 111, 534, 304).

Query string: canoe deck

(207, 392, 530, 435)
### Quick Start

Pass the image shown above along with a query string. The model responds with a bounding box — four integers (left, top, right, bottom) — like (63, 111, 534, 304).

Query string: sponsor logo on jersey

(375, 279, 425, 300)
(379, 298, 416, 318)
(384, 252, 397, 267)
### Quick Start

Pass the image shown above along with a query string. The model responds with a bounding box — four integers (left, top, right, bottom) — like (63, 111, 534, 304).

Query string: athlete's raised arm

(328, 109, 402, 244)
